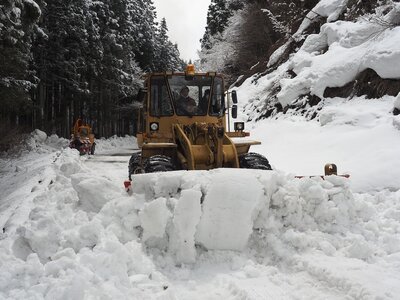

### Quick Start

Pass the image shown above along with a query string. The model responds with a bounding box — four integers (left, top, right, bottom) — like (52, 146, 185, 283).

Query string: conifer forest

(1, 0, 184, 140)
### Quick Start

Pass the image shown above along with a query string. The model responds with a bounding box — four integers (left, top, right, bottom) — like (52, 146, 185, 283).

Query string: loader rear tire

(128, 152, 143, 180)
(239, 152, 272, 170)
(144, 155, 176, 173)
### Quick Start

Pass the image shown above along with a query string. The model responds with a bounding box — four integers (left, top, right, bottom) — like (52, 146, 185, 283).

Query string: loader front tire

(239, 152, 272, 170)
(144, 155, 176, 173)
(128, 152, 144, 180)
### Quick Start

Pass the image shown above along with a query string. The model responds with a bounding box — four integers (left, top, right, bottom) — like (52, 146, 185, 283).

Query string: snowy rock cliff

(225, 0, 400, 121)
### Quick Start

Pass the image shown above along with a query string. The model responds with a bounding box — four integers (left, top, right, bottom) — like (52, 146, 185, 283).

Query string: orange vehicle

(69, 119, 96, 155)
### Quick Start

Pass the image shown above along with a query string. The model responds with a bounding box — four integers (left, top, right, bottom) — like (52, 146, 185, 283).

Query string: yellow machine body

(133, 67, 261, 171)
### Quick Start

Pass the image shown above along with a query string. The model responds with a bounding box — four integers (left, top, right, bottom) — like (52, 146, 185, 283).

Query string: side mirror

(231, 90, 238, 104)
(232, 105, 237, 119)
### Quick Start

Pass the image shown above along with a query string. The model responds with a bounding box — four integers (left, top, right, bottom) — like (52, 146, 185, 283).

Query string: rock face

(231, 0, 400, 121)
(324, 68, 400, 99)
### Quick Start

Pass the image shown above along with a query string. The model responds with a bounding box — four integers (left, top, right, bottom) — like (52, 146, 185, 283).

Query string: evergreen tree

(131, 0, 158, 71)
(0, 0, 41, 125)
(157, 18, 170, 69)
(85, 0, 142, 136)
(1, 0, 185, 139)
(154, 18, 185, 71)
(200, 0, 242, 50)
(32, 0, 90, 134)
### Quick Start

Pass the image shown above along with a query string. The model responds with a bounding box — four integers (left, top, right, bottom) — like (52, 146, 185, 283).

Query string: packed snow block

(71, 174, 121, 213)
(195, 171, 265, 251)
(130, 170, 357, 262)
(169, 189, 202, 264)
(139, 197, 172, 244)
(130, 170, 277, 257)
(132, 171, 184, 200)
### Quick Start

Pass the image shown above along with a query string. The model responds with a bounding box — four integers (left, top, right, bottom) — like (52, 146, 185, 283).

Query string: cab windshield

(149, 75, 225, 117)
(79, 128, 88, 136)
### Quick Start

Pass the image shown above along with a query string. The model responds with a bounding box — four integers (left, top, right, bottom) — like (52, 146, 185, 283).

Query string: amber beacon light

(186, 64, 195, 75)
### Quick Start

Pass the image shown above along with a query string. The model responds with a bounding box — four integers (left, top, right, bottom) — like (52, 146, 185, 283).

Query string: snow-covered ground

(1, 95, 400, 299)
(243, 96, 400, 193)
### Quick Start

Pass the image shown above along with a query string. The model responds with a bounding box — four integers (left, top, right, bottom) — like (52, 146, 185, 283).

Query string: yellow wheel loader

(127, 65, 271, 182)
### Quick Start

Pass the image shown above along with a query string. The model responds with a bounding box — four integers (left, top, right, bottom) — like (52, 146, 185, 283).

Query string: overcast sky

(152, 0, 211, 62)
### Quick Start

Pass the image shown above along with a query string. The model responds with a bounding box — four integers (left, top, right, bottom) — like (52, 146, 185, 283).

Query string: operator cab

(149, 67, 225, 117)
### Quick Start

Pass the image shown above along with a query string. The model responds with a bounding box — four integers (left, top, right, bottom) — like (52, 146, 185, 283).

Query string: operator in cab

(176, 86, 196, 115)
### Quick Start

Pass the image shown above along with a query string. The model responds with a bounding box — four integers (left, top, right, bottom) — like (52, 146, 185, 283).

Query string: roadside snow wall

(130, 169, 354, 264)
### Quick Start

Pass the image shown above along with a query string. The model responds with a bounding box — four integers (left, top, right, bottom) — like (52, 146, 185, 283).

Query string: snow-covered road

(85, 153, 132, 183)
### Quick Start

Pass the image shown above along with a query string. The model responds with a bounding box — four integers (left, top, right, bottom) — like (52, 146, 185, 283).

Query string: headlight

(234, 122, 244, 131)
(150, 122, 159, 131)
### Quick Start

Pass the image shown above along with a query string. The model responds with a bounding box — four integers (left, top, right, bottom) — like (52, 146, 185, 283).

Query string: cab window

(80, 128, 88, 136)
(209, 76, 225, 116)
(150, 76, 173, 116)
(168, 75, 212, 116)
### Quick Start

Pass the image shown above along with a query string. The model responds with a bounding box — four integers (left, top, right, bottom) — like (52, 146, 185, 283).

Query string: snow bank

(0, 148, 171, 299)
(27, 129, 68, 152)
(95, 135, 137, 154)
(129, 168, 357, 264)
(1, 129, 69, 157)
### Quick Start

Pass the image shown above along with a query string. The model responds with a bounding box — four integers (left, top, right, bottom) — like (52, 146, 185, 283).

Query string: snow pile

(1, 148, 357, 267)
(0, 129, 69, 158)
(128, 169, 358, 265)
(0, 149, 171, 299)
(131, 170, 273, 263)
(25, 129, 68, 152)
(95, 135, 137, 154)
